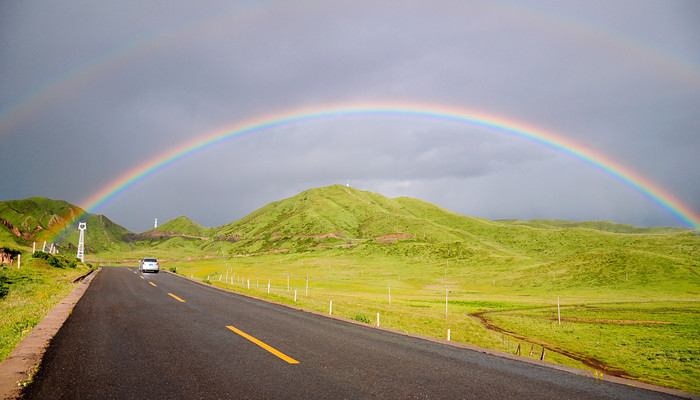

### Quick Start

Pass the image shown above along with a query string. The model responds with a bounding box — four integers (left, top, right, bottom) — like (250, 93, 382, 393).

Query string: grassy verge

(487, 302, 700, 393)
(0, 256, 91, 362)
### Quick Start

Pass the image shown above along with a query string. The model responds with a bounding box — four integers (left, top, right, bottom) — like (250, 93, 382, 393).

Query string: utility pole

(77, 222, 87, 262)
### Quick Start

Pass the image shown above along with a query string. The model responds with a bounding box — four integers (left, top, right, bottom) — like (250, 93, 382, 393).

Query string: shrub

(32, 252, 77, 269)
(0, 273, 10, 299)
(352, 314, 372, 324)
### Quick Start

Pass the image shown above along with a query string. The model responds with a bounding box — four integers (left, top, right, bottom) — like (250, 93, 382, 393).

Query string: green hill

(148, 216, 212, 238)
(205, 185, 699, 296)
(0, 197, 131, 254)
(213, 185, 493, 239)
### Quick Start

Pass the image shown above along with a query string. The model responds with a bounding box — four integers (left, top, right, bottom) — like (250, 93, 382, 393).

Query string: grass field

(0, 257, 92, 361)
(148, 246, 699, 395)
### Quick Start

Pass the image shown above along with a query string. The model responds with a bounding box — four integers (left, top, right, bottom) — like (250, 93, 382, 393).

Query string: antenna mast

(77, 222, 86, 262)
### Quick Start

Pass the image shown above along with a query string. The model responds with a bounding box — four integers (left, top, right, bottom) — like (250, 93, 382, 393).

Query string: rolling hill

(203, 185, 700, 296)
(0, 197, 131, 254)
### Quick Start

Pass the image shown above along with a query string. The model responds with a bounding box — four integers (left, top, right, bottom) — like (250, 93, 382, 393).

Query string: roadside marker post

(557, 297, 561, 325)
(294, 290, 297, 302)
(267, 283, 270, 293)
(447, 329, 450, 341)
(446, 289, 449, 316)
(330, 300, 333, 315)
(377, 313, 380, 327)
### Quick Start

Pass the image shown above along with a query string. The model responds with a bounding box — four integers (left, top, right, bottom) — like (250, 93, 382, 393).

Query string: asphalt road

(22, 267, 684, 399)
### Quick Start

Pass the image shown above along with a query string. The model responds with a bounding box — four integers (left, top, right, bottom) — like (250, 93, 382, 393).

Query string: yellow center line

(149, 282, 157, 287)
(168, 293, 186, 302)
(226, 325, 299, 364)
(140, 276, 145, 280)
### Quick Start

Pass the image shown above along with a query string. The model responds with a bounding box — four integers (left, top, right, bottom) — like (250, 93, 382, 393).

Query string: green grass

(487, 302, 700, 393)
(0, 257, 91, 361)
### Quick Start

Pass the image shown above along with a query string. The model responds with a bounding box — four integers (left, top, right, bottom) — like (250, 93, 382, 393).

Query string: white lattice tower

(77, 222, 87, 262)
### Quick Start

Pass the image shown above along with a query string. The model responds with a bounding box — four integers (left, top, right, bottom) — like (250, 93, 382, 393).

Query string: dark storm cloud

(1, 0, 698, 232)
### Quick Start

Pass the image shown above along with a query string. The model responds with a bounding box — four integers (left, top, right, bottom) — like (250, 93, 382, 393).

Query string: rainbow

(51, 102, 700, 242)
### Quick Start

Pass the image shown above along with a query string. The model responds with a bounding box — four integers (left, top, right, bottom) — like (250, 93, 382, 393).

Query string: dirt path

(469, 310, 632, 378)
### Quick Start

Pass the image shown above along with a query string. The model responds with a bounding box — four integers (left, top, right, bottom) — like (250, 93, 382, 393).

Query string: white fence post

(557, 297, 561, 325)
(330, 300, 333, 315)
(446, 289, 449, 316)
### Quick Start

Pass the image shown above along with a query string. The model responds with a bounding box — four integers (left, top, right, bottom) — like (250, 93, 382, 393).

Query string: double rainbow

(51, 102, 699, 242)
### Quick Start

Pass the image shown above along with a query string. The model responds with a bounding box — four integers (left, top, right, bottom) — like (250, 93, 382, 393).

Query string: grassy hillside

(201, 186, 699, 298)
(0, 197, 131, 254)
(498, 219, 689, 234)
(154, 216, 212, 237)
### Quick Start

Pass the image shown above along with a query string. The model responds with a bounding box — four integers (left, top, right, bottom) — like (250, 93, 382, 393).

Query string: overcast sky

(1, 1, 698, 233)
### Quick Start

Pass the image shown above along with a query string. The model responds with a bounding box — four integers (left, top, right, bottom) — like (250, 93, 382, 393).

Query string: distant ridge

(497, 219, 687, 234)
(150, 216, 212, 238)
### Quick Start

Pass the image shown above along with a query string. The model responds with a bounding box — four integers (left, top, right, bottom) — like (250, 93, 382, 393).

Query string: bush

(32, 252, 77, 269)
(352, 314, 372, 324)
(0, 273, 10, 299)
(169, 266, 177, 273)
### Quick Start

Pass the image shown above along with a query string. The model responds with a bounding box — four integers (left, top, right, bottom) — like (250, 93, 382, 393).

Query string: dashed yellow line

(149, 282, 157, 287)
(140, 276, 145, 280)
(226, 325, 299, 364)
(168, 293, 186, 302)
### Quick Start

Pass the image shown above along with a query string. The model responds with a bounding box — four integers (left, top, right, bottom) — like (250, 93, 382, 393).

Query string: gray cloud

(1, 0, 698, 232)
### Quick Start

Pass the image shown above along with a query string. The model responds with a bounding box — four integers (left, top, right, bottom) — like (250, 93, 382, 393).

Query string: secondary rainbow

(54, 102, 700, 241)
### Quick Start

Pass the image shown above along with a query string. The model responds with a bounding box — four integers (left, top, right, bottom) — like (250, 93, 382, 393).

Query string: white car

(139, 258, 160, 273)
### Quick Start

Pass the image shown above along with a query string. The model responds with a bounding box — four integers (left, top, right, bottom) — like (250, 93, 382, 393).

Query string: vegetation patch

(0, 257, 90, 361)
